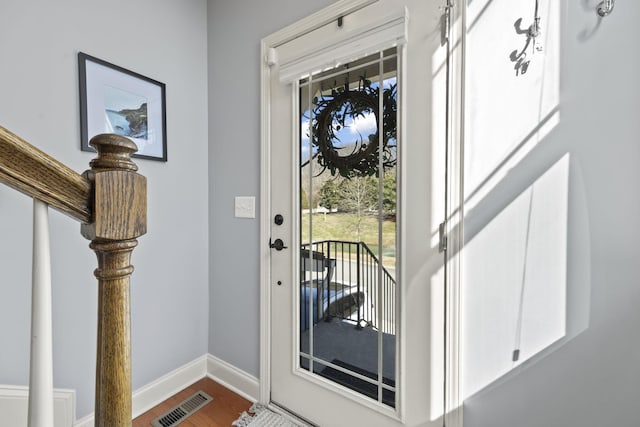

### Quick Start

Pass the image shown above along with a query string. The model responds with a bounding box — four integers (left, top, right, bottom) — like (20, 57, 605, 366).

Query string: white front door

(262, 1, 462, 425)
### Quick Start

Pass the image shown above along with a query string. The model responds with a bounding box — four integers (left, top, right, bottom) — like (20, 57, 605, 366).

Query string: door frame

(259, 1, 466, 425)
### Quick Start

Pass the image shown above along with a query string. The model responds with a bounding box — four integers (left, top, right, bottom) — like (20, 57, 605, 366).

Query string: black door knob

(269, 238, 288, 251)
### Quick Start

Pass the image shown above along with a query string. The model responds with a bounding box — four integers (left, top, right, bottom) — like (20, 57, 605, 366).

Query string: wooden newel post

(81, 134, 147, 427)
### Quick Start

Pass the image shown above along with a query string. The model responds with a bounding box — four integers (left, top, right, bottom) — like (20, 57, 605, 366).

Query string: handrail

(303, 239, 396, 285)
(301, 239, 396, 333)
(0, 126, 91, 222)
(357, 240, 396, 285)
(0, 126, 147, 426)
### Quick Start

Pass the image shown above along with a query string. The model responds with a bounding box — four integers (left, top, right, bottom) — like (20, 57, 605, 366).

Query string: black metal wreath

(311, 80, 397, 178)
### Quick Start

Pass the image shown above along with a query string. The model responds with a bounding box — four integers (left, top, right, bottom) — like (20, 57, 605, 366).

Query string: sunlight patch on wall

(429, 0, 564, 418)
(465, 0, 560, 211)
(462, 153, 569, 400)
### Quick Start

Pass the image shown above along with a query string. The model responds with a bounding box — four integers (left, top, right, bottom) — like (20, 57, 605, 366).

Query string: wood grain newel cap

(89, 134, 138, 172)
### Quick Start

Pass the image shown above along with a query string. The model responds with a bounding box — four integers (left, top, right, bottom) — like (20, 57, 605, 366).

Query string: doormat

(233, 403, 303, 427)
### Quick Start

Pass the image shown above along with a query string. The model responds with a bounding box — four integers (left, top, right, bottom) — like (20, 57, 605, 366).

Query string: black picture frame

(78, 52, 167, 161)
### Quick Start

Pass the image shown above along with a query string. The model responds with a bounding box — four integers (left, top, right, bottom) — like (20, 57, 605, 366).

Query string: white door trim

(260, 2, 466, 426)
(259, 0, 382, 406)
(443, 2, 465, 426)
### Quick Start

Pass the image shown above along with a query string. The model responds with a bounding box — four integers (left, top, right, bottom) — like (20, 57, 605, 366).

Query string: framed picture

(78, 52, 167, 161)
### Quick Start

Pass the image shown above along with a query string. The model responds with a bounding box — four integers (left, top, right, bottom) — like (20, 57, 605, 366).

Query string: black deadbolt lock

(274, 214, 284, 225)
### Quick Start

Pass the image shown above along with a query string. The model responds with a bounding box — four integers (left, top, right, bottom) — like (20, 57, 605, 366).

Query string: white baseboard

(74, 353, 258, 426)
(132, 355, 209, 417)
(206, 353, 259, 402)
(74, 355, 207, 427)
(0, 385, 75, 427)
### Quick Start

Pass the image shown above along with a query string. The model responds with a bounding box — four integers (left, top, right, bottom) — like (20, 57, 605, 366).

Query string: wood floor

(133, 377, 252, 426)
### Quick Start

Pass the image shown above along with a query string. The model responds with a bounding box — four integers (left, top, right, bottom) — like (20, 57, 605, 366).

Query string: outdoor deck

(299, 313, 396, 406)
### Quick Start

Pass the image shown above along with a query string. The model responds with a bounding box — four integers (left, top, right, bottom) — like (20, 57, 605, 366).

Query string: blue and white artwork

(103, 85, 148, 140)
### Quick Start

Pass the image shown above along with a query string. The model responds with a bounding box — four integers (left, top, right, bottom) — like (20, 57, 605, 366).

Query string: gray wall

(463, 1, 640, 426)
(1, 0, 636, 424)
(0, 0, 209, 419)
(206, 0, 336, 378)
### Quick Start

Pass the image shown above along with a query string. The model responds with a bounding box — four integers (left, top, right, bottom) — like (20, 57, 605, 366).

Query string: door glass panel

(299, 48, 398, 407)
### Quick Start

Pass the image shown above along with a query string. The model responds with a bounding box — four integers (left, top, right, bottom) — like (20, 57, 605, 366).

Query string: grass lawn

(301, 212, 396, 266)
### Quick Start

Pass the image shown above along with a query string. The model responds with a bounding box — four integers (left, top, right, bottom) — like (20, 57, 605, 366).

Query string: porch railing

(0, 126, 147, 426)
(301, 240, 396, 335)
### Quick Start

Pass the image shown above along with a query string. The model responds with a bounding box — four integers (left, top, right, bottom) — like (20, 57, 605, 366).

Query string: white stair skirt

(28, 199, 54, 426)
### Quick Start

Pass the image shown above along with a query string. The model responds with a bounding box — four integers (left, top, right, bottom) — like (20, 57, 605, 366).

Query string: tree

(336, 176, 377, 241)
(382, 167, 397, 219)
(301, 187, 310, 209)
(319, 180, 340, 211)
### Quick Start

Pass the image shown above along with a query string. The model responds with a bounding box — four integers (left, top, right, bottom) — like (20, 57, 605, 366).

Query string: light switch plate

(235, 196, 255, 218)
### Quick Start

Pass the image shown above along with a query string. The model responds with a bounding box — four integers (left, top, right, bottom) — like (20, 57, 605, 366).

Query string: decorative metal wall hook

(528, 0, 543, 53)
(597, 0, 615, 17)
(528, 17, 541, 39)
(510, 0, 544, 76)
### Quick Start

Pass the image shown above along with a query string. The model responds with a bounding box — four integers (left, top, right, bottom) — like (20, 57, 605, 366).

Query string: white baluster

(28, 199, 54, 427)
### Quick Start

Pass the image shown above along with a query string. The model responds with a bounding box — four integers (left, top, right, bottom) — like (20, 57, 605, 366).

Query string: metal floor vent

(151, 391, 213, 427)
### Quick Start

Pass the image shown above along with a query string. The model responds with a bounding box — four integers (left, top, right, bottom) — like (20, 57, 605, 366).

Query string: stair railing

(301, 240, 396, 334)
(0, 126, 147, 426)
